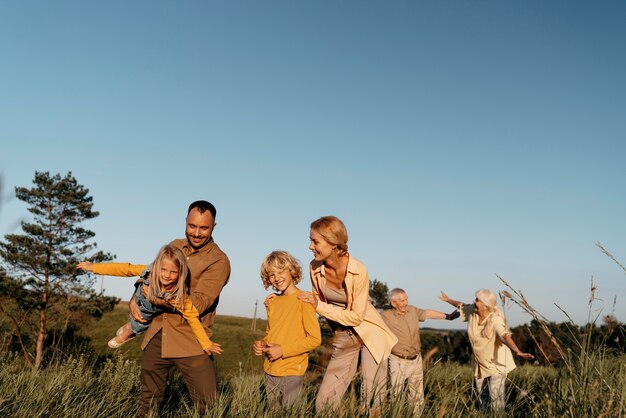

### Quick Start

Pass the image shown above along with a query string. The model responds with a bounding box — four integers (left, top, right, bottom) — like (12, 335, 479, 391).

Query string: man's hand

(141, 282, 169, 309)
(129, 297, 148, 323)
(141, 282, 150, 299)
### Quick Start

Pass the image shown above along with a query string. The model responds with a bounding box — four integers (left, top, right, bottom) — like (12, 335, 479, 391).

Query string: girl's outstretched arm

(171, 298, 222, 355)
(78, 262, 148, 277)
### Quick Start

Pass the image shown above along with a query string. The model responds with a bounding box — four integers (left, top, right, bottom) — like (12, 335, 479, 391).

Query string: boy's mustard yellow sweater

(263, 288, 321, 376)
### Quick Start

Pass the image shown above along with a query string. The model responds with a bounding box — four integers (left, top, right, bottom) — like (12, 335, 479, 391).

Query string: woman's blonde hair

(150, 245, 189, 307)
(260, 251, 302, 290)
(310, 216, 349, 256)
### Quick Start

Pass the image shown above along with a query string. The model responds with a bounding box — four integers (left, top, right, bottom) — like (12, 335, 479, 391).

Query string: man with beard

(129, 200, 230, 417)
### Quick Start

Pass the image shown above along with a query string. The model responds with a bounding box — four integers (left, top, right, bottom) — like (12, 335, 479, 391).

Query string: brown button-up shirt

(380, 305, 427, 358)
(141, 238, 230, 358)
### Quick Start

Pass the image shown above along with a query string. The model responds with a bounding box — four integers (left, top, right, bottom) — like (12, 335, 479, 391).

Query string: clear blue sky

(2, 1, 625, 328)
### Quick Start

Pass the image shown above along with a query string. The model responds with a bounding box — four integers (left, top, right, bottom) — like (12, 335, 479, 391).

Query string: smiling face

(159, 258, 180, 290)
(391, 292, 409, 314)
(309, 229, 336, 262)
(185, 208, 215, 249)
(268, 268, 296, 295)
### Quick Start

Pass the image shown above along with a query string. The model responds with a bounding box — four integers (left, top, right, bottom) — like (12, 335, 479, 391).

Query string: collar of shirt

(180, 237, 215, 255)
(315, 254, 357, 278)
(392, 308, 407, 316)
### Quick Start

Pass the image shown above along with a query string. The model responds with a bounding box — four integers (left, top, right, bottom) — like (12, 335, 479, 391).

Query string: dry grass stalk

(496, 274, 568, 362)
(596, 241, 626, 275)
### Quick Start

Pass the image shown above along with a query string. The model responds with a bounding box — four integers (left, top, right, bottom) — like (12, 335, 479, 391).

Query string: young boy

(252, 251, 322, 409)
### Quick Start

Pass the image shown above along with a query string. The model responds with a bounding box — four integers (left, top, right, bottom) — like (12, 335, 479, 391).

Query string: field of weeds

(0, 349, 623, 417)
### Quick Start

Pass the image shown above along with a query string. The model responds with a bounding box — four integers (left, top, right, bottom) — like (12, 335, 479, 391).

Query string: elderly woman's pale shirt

(459, 304, 516, 378)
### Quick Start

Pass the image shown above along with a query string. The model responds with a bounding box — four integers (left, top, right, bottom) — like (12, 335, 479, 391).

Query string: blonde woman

(297, 216, 398, 412)
(439, 289, 533, 413)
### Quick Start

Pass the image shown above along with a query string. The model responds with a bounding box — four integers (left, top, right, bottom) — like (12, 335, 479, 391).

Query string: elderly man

(380, 288, 457, 415)
(130, 200, 231, 417)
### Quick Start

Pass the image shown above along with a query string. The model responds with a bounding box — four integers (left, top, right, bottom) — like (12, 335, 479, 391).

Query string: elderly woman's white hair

(475, 288, 498, 310)
(475, 288, 507, 338)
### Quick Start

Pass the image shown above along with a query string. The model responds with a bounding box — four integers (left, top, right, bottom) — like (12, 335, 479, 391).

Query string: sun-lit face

(185, 208, 215, 249)
(268, 269, 296, 295)
(309, 229, 336, 261)
(160, 258, 180, 290)
(391, 292, 409, 314)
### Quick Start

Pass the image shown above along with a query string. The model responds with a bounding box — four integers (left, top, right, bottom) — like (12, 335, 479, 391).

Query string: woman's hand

(504, 335, 534, 360)
(514, 351, 534, 360)
(204, 343, 223, 356)
(264, 293, 276, 307)
(438, 291, 449, 303)
(297, 291, 318, 308)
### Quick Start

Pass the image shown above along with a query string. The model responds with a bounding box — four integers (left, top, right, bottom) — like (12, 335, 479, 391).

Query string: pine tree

(369, 278, 391, 309)
(0, 171, 113, 367)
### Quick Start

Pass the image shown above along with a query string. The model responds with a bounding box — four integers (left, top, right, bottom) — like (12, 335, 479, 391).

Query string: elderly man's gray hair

(388, 288, 406, 304)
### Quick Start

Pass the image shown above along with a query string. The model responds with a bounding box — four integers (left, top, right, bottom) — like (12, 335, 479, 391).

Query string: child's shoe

(108, 325, 136, 348)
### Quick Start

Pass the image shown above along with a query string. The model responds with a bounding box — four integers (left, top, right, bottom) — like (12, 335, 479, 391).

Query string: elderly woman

(297, 216, 398, 413)
(439, 289, 533, 413)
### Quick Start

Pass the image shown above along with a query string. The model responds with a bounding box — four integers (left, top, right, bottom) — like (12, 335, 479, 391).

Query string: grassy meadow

(83, 302, 268, 378)
(0, 302, 624, 417)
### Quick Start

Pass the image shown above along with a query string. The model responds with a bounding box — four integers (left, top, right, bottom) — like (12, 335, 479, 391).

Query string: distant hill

(421, 326, 466, 333)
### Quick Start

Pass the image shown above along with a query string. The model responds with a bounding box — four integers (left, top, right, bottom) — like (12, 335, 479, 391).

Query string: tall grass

(0, 353, 138, 417)
(497, 253, 626, 418)
(2, 350, 623, 417)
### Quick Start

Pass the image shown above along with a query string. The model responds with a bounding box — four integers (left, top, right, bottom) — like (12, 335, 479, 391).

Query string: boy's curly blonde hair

(260, 251, 302, 289)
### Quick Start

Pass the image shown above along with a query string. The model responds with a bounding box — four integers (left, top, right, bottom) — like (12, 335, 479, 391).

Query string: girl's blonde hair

(260, 251, 302, 290)
(310, 216, 349, 256)
(149, 245, 189, 307)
